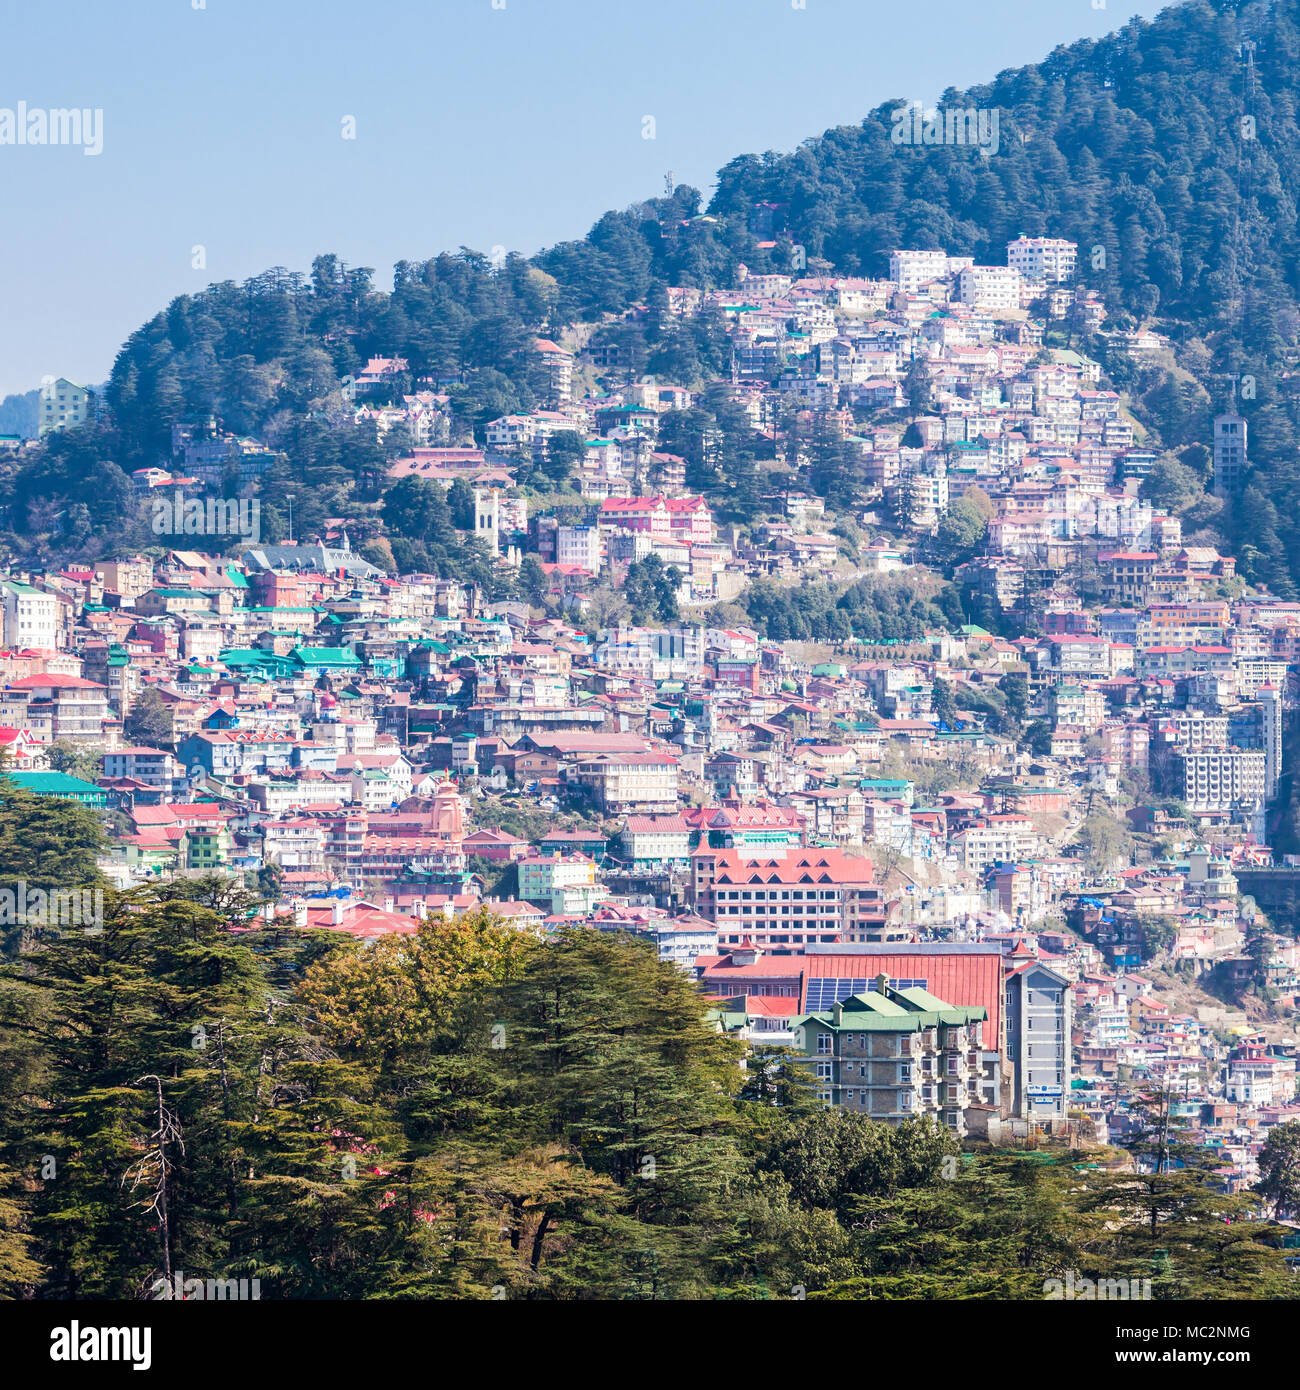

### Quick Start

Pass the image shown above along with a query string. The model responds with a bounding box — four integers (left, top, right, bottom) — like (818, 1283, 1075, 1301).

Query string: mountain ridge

(16, 0, 1300, 596)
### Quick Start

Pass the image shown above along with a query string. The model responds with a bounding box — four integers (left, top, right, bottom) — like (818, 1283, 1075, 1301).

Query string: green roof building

(291, 646, 361, 671)
(793, 978, 988, 1136)
(4, 771, 107, 806)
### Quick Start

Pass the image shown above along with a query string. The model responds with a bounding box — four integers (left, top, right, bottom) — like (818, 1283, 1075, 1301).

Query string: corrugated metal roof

(801, 949, 1003, 1040)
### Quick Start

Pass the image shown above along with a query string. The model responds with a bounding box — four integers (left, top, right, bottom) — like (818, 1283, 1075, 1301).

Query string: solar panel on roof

(805, 978, 928, 1009)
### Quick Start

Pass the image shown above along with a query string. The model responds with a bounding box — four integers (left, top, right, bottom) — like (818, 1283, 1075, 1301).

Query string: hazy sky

(0, 0, 1175, 399)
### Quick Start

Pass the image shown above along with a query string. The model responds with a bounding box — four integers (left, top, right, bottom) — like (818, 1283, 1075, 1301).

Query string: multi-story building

(1174, 747, 1268, 812)
(102, 747, 186, 795)
(1098, 551, 1158, 603)
(555, 525, 602, 574)
(1260, 683, 1283, 803)
(1006, 237, 1078, 285)
(889, 250, 972, 294)
(0, 580, 60, 651)
(1101, 721, 1150, 771)
(1159, 711, 1229, 752)
(620, 814, 691, 869)
(96, 557, 156, 600)
(7, 674, 107, 742)
(1213, 412, 1247, 499)
(185, 825, 232, 872)
(260, 818, 327, 871)
(1047, 681, 1105, 733)
(248, 776, 350, 815)
(793, 976, 990, 1135)
(597, 495, 673, 541)
(691, 848, 885, 948)
(951, 816, 1040, 873)
(1003, 959, 1072, 1127)
(38, 378, 90, 436)
(574, 751, 678, 813)
(595, 626, 706, 681)
(518, 852, 597, 905)
(957, 265, 1022, 311)
(534, 338, 573, 403)
(686, 801, 806, 852)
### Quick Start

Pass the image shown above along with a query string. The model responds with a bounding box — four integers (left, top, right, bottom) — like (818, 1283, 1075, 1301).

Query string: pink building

(665, 496, 714, 544)
(598, 496, 673, 540)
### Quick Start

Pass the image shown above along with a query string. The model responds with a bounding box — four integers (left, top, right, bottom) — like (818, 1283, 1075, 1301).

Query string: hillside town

(7, 235, 1297, 1194)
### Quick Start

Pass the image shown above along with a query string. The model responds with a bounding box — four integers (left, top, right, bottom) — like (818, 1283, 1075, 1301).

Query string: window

(816, 1032, 832, 1055)
(816, 1062, 833, 1081)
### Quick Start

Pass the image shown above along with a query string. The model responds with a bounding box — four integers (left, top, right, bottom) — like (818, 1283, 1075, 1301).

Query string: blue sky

(0, 0, 1175, 399)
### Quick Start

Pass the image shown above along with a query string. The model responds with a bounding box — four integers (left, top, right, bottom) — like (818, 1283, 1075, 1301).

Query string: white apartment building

(889, 250, 973, 295)
(1175, 748, 1267, 812)
(1, 581, 60, 650)
(249, 777, 351, 815)
(595, 626, 706, 681)
(102, 747, 184, 792)
(1006, 237, 1078, 285)
(952, 818, 1040, 873)
(1261, 683, 1284, 803)
(349, 767, 405, 811)
(1224, 1058, 1276, 1106)
(261, 819, 327, 870)
(575, 752, 679, 813)
(485, 414, 564, 449)
(957, 265, 1023, 311)
(556, 525, 602, 574)
(1093, 997, 1130, 1047)
(38, 378, 90, 436)
(310, 719, 378, 754)
(1163, 712, 1229, 752)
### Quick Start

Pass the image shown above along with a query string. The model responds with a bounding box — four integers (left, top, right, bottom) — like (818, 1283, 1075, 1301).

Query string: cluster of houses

(8, 235, 1299, 1175)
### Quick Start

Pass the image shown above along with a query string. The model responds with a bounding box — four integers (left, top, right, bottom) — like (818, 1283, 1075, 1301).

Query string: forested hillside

(0, 392, 37, 441)
(12, 0, 1300, 590)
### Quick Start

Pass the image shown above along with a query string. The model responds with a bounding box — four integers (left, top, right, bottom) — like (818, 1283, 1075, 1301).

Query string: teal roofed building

(219, 649, 298, 679)
(860, 777, 914, 807)
(4, 771, 107, 807)
(292, 646, 361, 672)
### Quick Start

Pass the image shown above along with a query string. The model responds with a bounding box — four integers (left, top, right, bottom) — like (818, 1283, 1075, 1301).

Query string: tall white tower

(473, 487, 500, 553)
